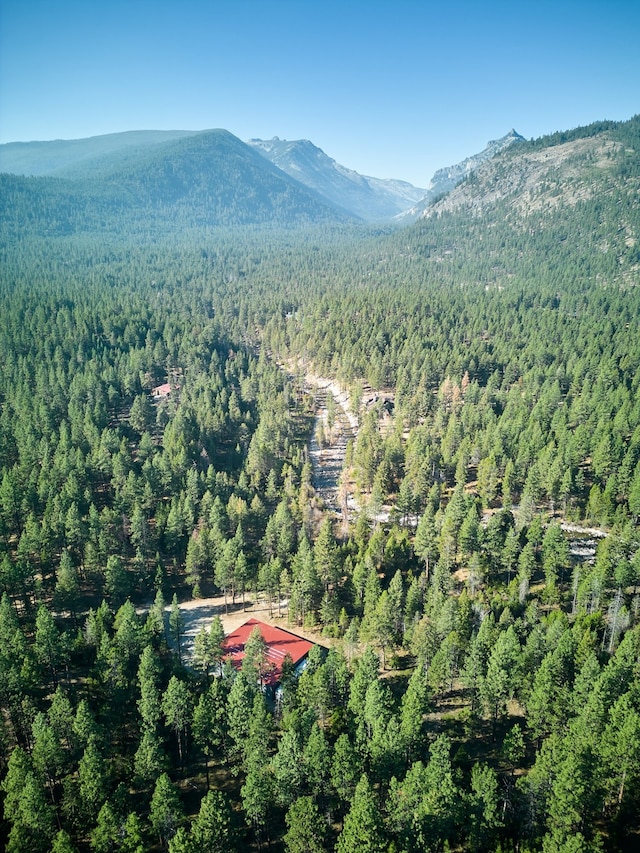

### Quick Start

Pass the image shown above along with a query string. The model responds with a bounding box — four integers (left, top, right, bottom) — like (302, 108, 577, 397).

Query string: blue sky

(1, 0, 639, 186)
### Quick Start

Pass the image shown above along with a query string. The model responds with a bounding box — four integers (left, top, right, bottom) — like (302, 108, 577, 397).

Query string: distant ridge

(248, 136, 427, 221)
(417, 117, 640, 224)
(0, 129, 356, 236)
(1, 127, 524, 225)
(0, 130, 199, 177)
(5, 119, 631, 238)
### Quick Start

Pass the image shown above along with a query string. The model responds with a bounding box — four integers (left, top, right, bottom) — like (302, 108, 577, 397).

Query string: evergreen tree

(336, 774, 387, 853)
(51, 830, 78, 853)
(226, 670, 257, 769)
(78, 737, 108, 823)
(481, 626, 521, 738)
(192, 679, 228, 787)
(468, 762, 502, 851)
(134, 727, 168, 786)
(284, 796, 327, 853)
(169, 595, 184, 663)
(4, 770, 56, 853)
(271, 728, 304, 808)
(137, 643, 162, 731)
(162, 676, 192, 766)
(150, 773, 184, 848)
(191, 790, 233, 853)
(400, 665, 430, 762)
(331, 733, 361, 809)
(303, 722, 332, 809)
(91, 800, 120, 853)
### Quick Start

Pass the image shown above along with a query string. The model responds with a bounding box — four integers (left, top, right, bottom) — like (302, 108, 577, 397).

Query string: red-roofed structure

(222, 618, 314, 687)
(152, 383, 172, 398)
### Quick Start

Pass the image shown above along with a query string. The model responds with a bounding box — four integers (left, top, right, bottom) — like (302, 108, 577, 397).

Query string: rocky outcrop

(398, 129, 525, 221)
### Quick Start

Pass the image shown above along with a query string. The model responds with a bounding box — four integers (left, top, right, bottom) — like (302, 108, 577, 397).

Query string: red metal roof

(222, 618, 314, 686)
(152, 383, 171, 397)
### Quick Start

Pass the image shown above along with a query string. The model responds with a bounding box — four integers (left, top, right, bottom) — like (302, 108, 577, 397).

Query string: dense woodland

(1, 116, 640, 853)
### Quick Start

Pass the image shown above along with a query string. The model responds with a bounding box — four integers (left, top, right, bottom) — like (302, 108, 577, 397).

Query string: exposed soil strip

(305, 377, 356, 513)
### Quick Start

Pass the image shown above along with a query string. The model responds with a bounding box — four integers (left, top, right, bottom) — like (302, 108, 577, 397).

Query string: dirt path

(307, 381, 356, 514)
(303, 372, 359, 431)
(301, 369, 397, 522)
(560, 522, 607, 538)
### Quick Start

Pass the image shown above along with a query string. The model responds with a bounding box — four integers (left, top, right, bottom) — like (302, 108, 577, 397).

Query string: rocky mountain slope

(424, 132, 625, 219)
(397, 116, 640, 291)
(399, 130, 525, 221)
(248, 136, 426, 221)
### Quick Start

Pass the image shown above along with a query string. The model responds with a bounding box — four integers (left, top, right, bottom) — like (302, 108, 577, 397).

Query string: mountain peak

(0, 129, 356, 235)
(397, 129, 525, 221)
(430, 129, 524, 184)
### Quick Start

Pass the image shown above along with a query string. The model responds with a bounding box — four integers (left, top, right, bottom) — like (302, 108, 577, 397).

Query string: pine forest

(1, 115, 640, 852)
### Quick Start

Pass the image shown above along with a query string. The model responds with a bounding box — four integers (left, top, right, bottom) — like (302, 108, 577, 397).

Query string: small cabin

(152, 383, 171, 399)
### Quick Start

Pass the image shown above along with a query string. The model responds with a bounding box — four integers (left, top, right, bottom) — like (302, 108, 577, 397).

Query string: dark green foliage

(284, 796, 327, 853)
(150, 773, 184, 846)
(191, 790, 233, 853)
(1, 113, 640, 853)
(336, 775, 387, 853)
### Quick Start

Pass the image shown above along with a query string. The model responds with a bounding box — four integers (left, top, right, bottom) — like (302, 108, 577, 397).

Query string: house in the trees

(221, 618, 314, 691)
(152, 382, 172, 398)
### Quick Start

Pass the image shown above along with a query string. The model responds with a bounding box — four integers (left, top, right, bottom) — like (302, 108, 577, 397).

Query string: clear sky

(1, 0, 639, 186)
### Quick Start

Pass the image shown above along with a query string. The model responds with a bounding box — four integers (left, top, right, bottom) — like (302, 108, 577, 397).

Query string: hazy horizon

(1, 0, 639, 186)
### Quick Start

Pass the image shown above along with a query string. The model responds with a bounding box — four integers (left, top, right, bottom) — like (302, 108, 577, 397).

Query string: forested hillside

(1, 115, 640, 853)
(0, 131, 199, 178)
(0, 130, 354, 237)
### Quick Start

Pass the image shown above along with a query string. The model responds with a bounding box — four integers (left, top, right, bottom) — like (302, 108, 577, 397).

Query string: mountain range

(0, 126, 522, 227)
(0, 130, 355, 236)
(1, 116, 639, 240)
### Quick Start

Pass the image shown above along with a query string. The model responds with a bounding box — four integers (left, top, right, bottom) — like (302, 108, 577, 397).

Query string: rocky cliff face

(430, 129, 525, 192)
(398, 130, 525, 221)
(422, 134, 625, 221)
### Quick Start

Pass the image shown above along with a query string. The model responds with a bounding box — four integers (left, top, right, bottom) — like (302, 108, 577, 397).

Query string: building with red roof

(152, 382, 172, 398)
(221, 618, 315, 688)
